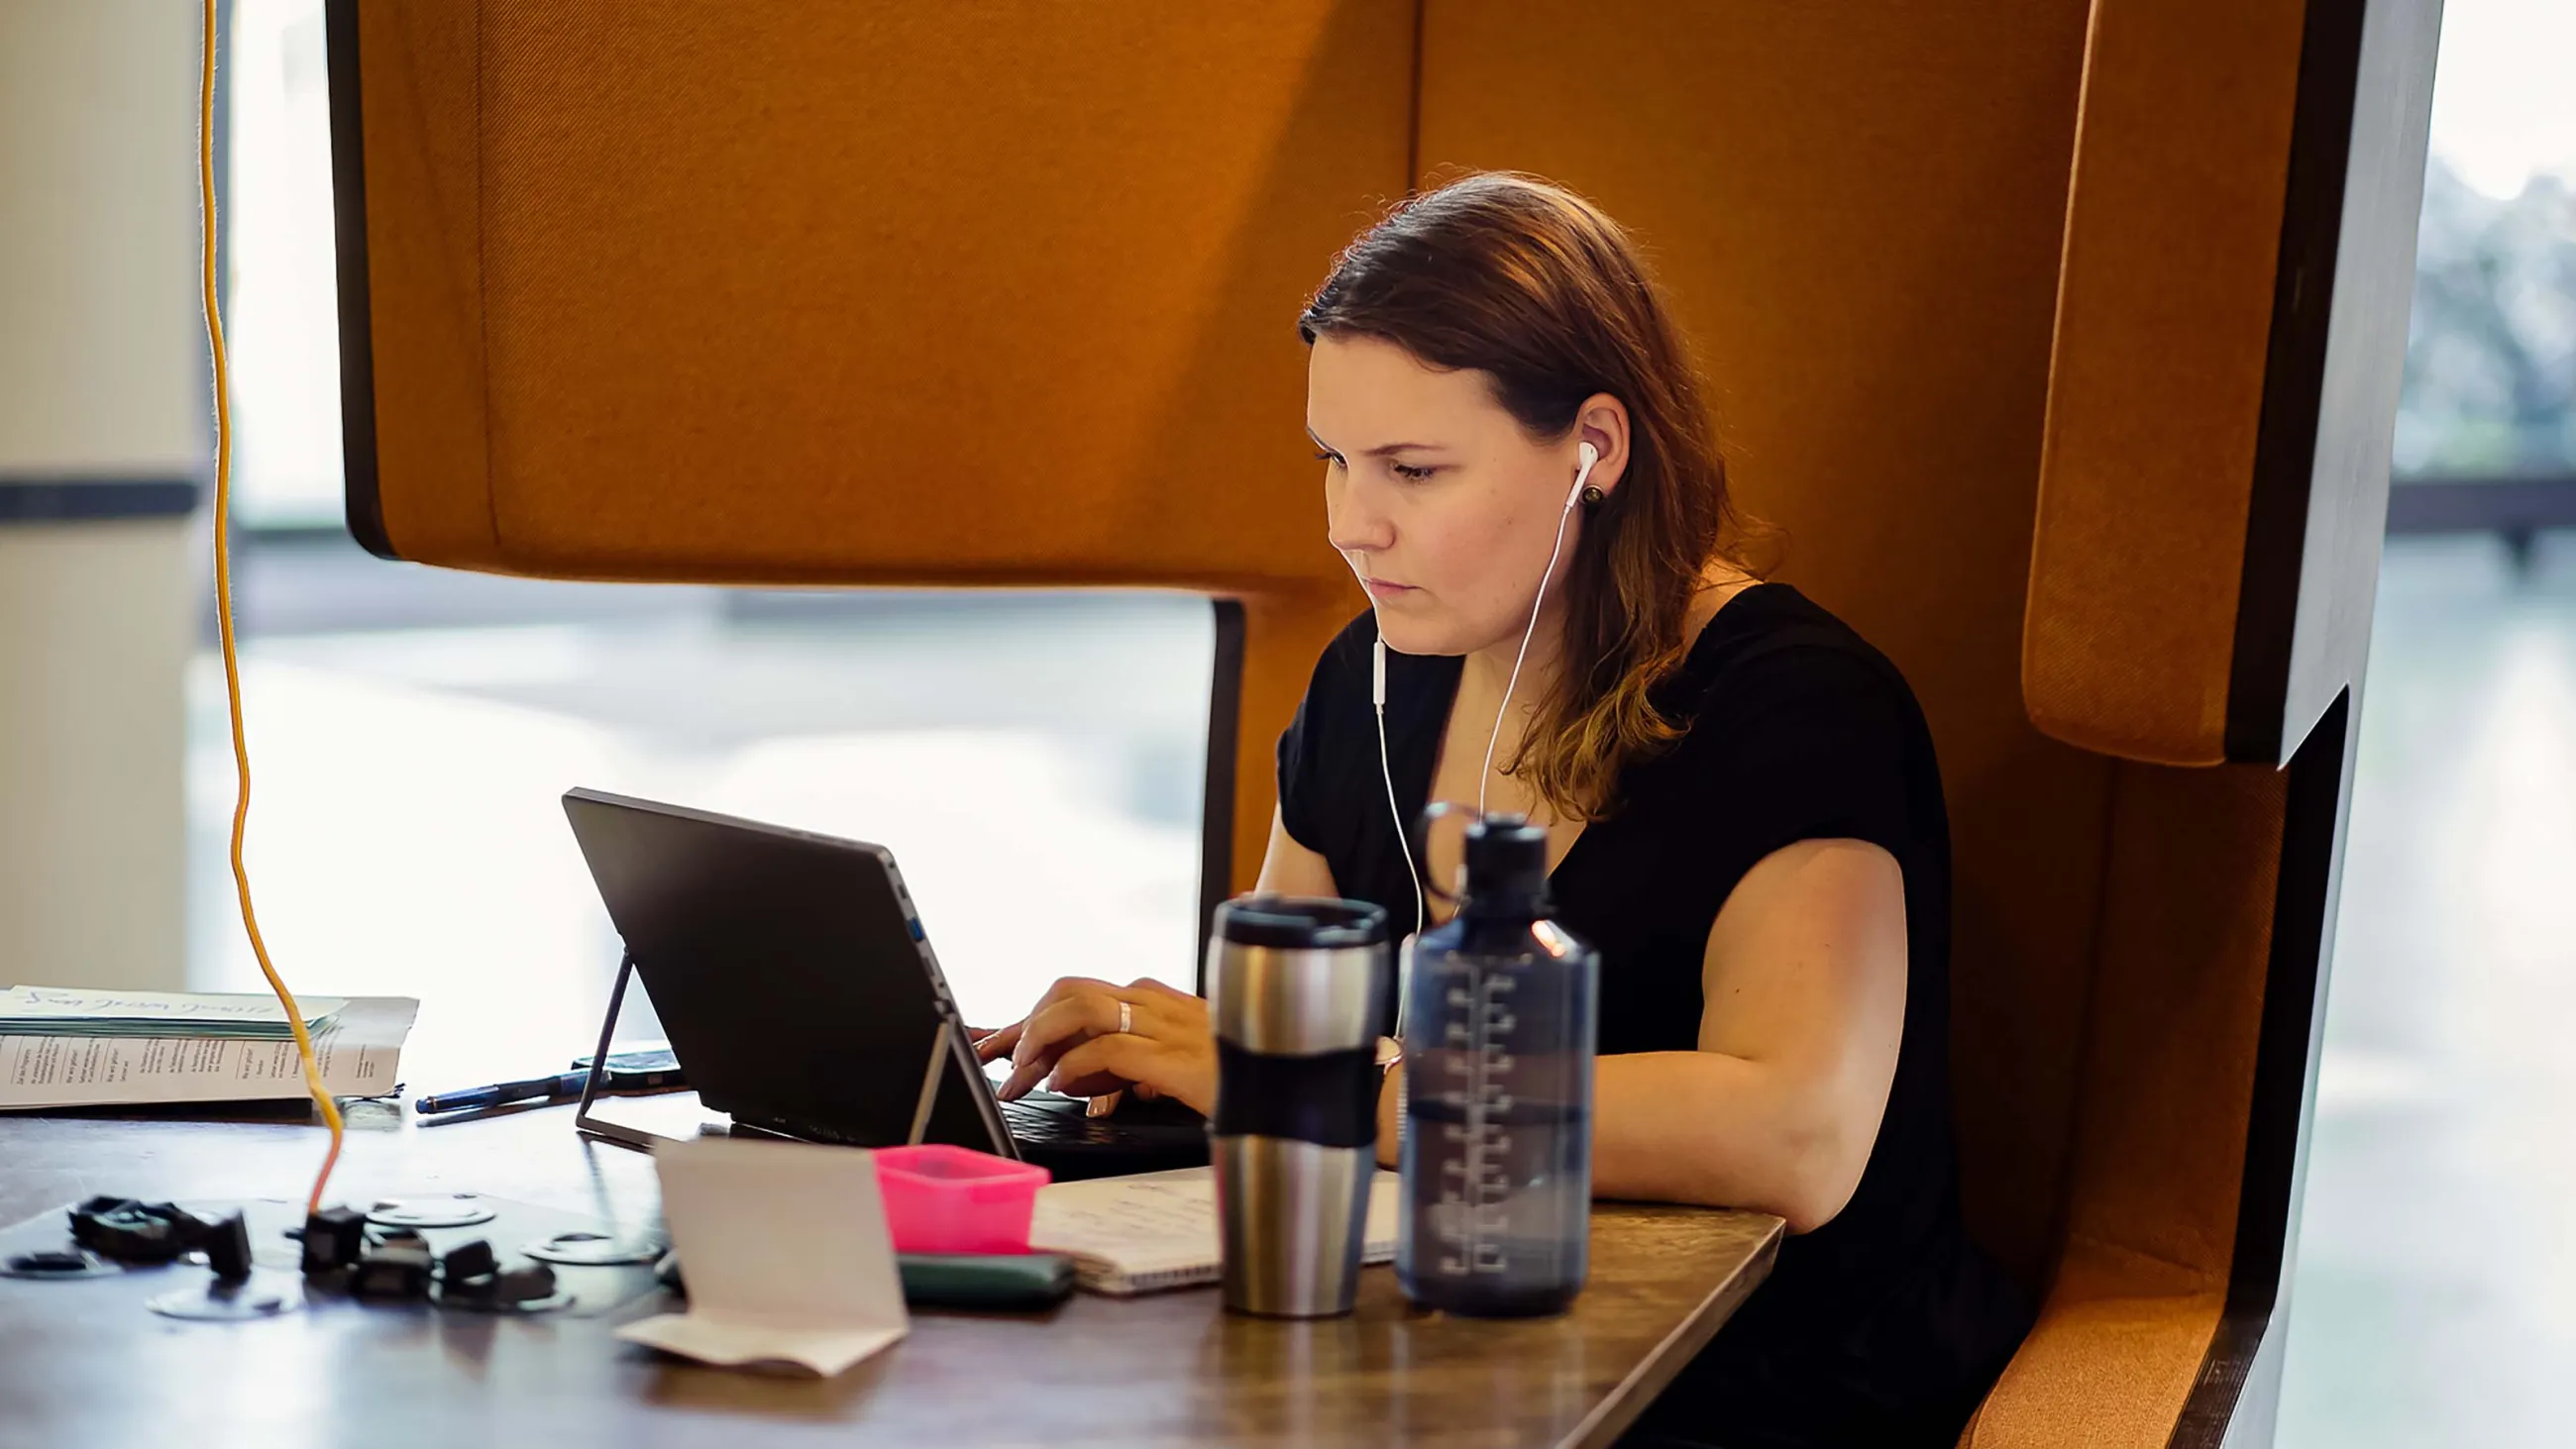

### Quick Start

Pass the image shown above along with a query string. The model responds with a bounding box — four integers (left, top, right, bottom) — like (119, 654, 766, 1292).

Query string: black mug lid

(1215, 895, 1388, 950)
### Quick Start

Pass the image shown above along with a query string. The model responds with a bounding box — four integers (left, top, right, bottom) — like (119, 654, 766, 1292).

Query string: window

(224, 0, 343, 525)
(2393, 0, 2576, 484)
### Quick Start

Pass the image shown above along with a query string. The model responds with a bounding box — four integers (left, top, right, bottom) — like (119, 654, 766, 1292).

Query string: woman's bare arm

(1581, 837, 1908, 1232)
(1253, 804, 1341, 896)
(1010, 808, 1902, 1235)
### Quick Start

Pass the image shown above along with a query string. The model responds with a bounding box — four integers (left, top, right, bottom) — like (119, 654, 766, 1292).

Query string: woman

(973, 171, 2029, 1447)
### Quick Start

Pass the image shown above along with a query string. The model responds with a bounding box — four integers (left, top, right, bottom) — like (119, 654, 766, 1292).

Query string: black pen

(415, 1070, 590, 1115)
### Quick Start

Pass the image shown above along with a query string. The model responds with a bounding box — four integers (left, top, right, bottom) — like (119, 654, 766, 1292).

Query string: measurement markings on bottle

(1436, 966, 1521, 1275)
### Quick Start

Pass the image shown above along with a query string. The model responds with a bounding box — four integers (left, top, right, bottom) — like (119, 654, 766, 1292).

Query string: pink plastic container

(870, 1144, 1051, 1254)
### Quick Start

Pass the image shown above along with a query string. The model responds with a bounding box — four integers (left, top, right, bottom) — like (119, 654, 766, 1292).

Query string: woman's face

(1307, 333, 1617, 659)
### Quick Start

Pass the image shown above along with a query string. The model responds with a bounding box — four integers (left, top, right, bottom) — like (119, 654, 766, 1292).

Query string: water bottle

(1396, 810, 1598, 1316)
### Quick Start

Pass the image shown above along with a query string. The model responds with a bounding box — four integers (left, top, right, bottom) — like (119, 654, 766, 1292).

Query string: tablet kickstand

(573, 951, 675, 1154)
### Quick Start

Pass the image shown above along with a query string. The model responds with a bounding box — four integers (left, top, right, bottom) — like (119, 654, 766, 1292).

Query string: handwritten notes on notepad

(1026, 1166, 1402, 1295)
(0, 986, 346, 1038)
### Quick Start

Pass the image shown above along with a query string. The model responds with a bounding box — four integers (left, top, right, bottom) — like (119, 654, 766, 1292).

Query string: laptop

(561, 786, 1210, 1181)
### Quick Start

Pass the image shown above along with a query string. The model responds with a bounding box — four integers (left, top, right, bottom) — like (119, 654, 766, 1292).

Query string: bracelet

(1374, 1035, 1405, 1164)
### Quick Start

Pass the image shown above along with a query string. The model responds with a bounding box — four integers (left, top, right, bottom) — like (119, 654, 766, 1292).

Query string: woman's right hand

(971, 976, 1220, 1117)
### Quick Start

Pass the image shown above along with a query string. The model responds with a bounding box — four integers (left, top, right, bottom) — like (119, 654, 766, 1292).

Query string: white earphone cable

(1368, 442, 1593, 1037)
(1478, 485, 1585, 819)
(1372, 681, 1427, 948)
(1373, 638, 1425, 1037)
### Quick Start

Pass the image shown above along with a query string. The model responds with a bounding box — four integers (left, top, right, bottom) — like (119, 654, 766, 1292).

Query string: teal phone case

(896, 1253, 1076, 1309)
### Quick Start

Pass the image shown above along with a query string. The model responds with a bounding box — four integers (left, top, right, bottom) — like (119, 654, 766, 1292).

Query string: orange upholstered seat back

(1972, 0, 2432, 1440)
(332, 0, 1413, 882)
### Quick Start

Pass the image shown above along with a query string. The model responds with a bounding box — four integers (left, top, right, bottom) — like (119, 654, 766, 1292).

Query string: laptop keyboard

(1000, 1095, 1149, 1148)
(743, 1092, 1204, 1152)
(1004, 1090, 1213, 1148)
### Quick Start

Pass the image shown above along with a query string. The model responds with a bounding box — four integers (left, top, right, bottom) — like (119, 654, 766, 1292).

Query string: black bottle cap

(1461, 813, 1552, 915)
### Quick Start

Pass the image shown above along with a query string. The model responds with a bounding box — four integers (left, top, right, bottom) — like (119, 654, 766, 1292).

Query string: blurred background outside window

(2402, 156, 2575, 480)
(2381, 0, 2576, 559)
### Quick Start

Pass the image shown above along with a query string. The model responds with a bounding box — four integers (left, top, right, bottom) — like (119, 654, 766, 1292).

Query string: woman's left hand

(971, 977, 1218, 1118)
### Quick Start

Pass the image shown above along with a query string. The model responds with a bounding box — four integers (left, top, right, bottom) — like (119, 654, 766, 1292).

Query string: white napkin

(617, 1135, 910, 1377)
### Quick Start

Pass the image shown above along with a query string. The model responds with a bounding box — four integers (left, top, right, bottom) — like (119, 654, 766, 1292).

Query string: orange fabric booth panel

(332, 0, 1406, 884)
(2024, 0, 2311, 770)
(1976, 0, 2435, 1442)
(1981, 0, 2327, 1438)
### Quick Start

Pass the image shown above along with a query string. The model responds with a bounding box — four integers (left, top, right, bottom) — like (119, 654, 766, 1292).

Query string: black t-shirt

(1276, 582, 2030, 1449)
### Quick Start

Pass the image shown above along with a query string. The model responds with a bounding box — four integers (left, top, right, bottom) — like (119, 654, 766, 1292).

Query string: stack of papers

(0, 986, 345, 1040)
(0, 992, 415, 1111)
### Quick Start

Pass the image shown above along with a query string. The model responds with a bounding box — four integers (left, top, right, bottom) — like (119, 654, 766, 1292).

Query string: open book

(1027, 1165, 1402, 1295)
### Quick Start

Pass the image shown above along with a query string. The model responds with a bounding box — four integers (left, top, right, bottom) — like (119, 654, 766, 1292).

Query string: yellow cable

(202, 0, 345, 1214)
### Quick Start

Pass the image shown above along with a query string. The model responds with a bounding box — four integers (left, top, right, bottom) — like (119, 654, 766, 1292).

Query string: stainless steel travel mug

(1206, 895, 1390, 1318)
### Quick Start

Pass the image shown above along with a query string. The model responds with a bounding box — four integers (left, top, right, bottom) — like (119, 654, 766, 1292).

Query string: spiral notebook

(1026, 1165, 1404, 1295)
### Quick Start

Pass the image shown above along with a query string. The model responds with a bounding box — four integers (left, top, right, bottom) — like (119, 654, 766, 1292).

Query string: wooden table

(0, 1092, 1780, 1447)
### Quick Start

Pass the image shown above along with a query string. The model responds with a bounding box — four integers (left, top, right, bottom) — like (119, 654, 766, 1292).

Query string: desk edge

(1562, 1215, 1785, 1449)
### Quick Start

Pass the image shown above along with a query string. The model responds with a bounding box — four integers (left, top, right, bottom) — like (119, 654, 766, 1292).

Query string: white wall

(0, 527, 193, 988)
(0, 0, 204, 989)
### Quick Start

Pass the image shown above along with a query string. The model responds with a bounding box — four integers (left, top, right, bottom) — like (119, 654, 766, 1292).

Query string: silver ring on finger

(1118, 1000, 1132, 1035)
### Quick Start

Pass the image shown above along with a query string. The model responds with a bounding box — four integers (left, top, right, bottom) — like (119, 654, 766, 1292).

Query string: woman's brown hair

(1298, 170, 1765, 820)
